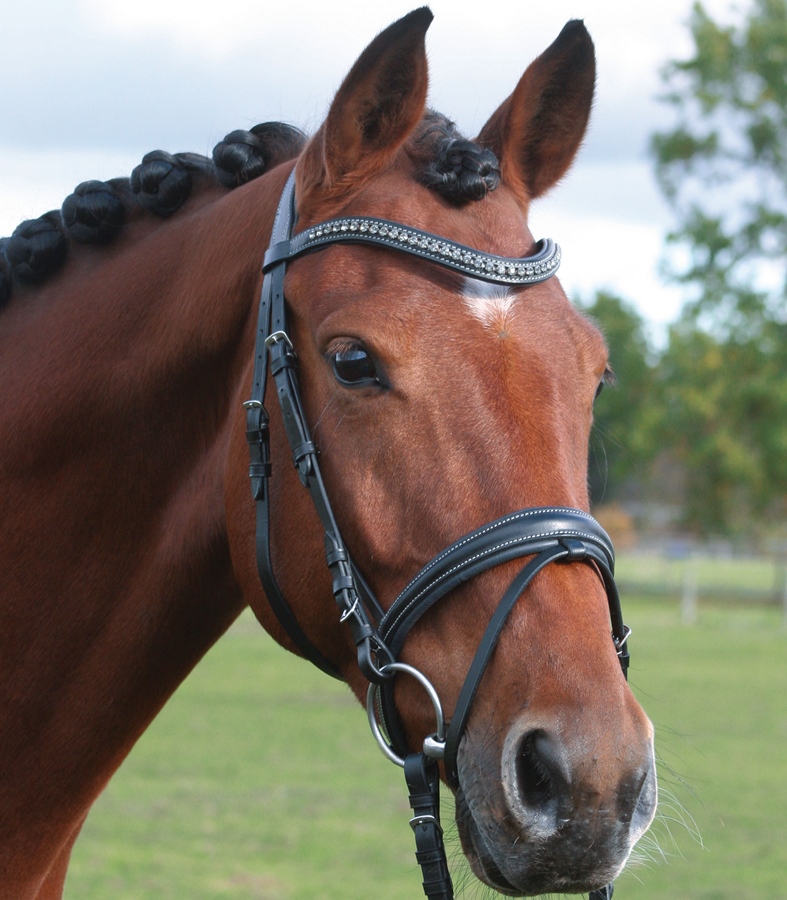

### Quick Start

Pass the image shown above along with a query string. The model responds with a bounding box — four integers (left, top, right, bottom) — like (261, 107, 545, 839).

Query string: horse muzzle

(456, 715, 658, 896)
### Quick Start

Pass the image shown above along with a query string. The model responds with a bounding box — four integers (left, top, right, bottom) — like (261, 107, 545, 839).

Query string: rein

(245, 170, 628, 900)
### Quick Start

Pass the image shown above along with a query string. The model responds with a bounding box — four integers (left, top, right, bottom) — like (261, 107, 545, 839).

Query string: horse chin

(453, 772, 640, 898)
(455, 786, 522, 896)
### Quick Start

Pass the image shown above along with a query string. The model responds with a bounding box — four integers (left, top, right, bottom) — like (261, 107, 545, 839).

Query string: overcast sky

(0, 0, 736, 338)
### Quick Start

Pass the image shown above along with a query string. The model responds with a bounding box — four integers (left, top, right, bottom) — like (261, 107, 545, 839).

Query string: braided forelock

(410, 111, 501, 204)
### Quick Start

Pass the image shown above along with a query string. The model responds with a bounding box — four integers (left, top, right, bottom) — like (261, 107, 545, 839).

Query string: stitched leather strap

(405, 753, 453, 900)
(373, 509, 625, 778)
(245, 172, 340, 679)
(264, 216, 560, 285)
(379, 507, 615, 660)
(248, 172, 391, 683)
(442, 544, 569, 785)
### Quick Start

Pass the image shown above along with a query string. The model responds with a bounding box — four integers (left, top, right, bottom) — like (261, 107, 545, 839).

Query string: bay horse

(0, 9, 657, 898)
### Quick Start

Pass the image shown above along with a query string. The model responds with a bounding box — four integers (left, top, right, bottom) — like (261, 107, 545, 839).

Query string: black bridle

(245, 170, 627, 900)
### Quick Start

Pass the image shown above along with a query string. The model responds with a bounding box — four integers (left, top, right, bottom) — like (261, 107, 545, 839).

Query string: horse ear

(477, 20, 595, 202)
(297, 7, 432, 205)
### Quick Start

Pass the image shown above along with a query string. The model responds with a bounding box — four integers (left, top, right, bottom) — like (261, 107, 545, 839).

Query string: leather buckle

(410, 814, 442, 834)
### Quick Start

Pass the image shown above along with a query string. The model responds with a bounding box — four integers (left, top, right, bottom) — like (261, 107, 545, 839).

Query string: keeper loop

(559, 537, 587, 560)
(332, 575, 355, 595)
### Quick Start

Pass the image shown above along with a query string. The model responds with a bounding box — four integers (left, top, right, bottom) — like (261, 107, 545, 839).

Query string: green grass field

(65, 595, 787, 899)
(615, 551, 786, 602)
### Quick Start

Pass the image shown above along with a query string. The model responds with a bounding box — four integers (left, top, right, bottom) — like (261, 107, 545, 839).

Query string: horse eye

(331, 345, 380, 386)
(594, 367, 614, 402)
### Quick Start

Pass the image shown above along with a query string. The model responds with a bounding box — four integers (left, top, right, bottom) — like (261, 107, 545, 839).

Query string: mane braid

(412, 111, 501, 205)
(0, 239, 10, 309)
(213, 122, 306, 188)
(61, 180, 127, 244)
(3, 211, 68, 287)
(0, 122, 306, 305)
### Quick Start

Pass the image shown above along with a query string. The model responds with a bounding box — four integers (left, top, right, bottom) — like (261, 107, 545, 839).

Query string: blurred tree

(650, 0, 787, 536)
(651, 0, 787, 336)
(583, 292, 658, 507)
(656, 318, 787, 535)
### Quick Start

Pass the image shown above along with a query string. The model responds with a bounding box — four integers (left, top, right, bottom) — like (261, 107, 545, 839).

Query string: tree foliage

(584, 292, 658, 507)
(642, 0, 787, 537)
(652, 0, 787, 336)
(586, 290, 787, 538)
(656, 320, 787, 534)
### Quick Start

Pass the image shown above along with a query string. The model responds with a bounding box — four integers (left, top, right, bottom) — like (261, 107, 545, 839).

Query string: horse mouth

(453, 783, 626, 897)
(454, 787, 519, 895)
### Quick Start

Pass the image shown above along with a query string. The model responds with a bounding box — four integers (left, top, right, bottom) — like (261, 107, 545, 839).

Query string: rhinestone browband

(263, 215, 561, 286)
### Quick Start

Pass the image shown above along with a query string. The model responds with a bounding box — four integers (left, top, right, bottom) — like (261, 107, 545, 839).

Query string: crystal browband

(263, 215, 561, 286)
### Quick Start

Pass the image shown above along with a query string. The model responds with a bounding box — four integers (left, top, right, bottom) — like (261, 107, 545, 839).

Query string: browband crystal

(264, 215, 561, 286)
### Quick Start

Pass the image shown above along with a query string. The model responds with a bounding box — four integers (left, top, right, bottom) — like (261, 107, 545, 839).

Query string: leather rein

(245, 170, 627, 900)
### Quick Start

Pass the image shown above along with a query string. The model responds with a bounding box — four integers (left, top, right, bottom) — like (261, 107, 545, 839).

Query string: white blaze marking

(461, 278, 516, 328)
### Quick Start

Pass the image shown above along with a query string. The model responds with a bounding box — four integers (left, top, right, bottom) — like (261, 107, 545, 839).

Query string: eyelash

(595, 367, 615, 400)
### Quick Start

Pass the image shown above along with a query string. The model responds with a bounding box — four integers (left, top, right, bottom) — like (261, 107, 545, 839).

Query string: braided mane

(0, 114, 501, 308)
(0, 123, 306, 307)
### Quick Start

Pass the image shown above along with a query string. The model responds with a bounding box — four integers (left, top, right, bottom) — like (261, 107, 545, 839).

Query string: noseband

(245, 170, 627, 900)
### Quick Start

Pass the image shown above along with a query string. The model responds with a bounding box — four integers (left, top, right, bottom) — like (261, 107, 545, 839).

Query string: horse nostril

(514, 730, 567, 834)
(629, 757, 658, 841)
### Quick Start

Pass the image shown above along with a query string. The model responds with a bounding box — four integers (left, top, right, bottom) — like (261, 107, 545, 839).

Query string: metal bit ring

(366, 662, 446, 767)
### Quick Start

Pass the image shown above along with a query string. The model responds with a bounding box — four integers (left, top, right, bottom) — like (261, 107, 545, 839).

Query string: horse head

(226, 8, 657, 895)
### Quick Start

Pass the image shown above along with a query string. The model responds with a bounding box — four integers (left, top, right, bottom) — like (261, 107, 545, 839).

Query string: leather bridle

(245, 170, 628, 900)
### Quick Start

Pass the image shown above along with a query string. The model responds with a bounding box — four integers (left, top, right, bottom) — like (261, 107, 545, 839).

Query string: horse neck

(0, 170, 283, 890)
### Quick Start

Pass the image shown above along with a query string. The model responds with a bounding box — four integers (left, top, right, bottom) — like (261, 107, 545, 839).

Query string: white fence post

(783, 569, 787, 632)
(682, 556, 698, 625)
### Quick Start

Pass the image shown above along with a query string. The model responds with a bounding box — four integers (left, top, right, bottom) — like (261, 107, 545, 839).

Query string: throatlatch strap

(404, 754, 453, 900)
(254, 494, 339, 679)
